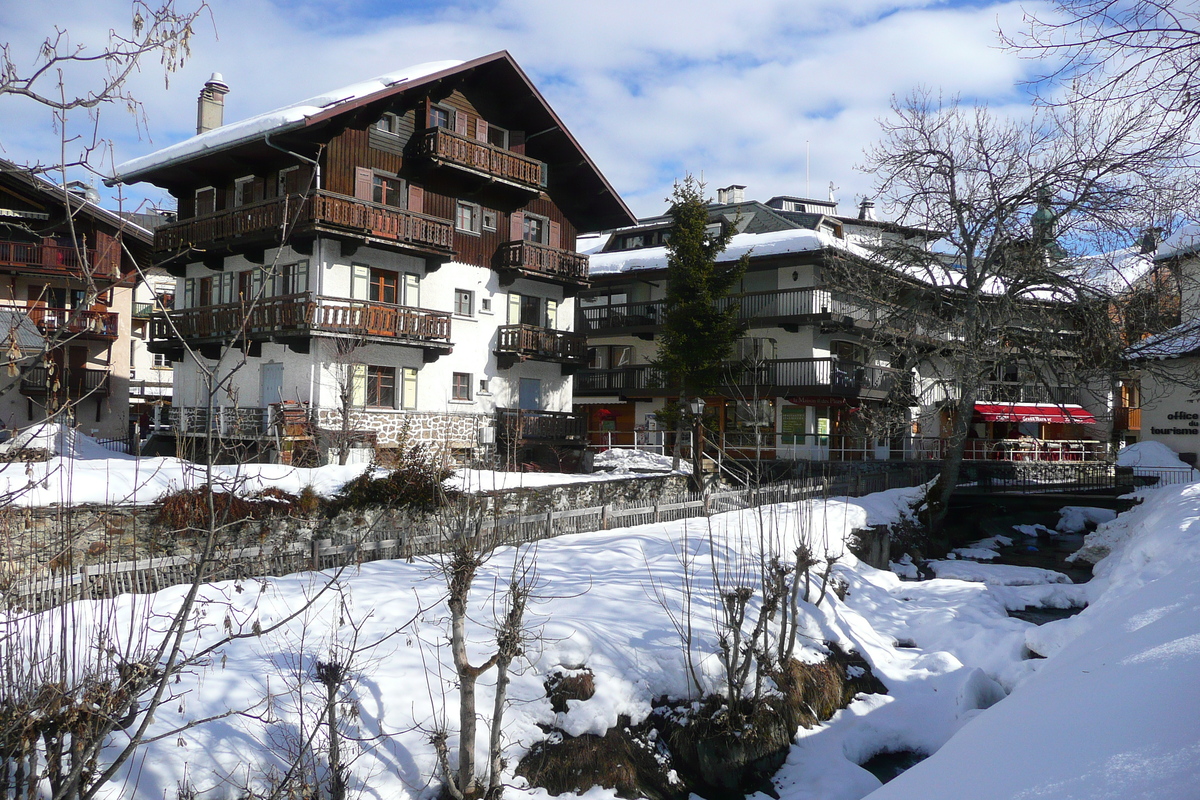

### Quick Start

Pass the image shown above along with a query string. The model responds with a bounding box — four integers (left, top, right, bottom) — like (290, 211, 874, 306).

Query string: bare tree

(850, 89, 1191, 530)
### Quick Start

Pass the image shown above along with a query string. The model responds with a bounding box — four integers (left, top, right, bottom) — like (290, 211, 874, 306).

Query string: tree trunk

(926, 390, 975, 539)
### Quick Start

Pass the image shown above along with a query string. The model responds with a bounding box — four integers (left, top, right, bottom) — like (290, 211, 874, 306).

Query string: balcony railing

(154, 192, 455, 256)
(909, 436, 1106, 462)
(578, 287, 906, 335)
(0, 239, 119, 279)
(155, 293, 452, 347)
(575, 358, 908, 398)
(417, 128, 546, 191)
(1114, 407, 1142, 431)
(25, 307, 119, 339)
(496, 408, 586, 443)
(496, 324, 587, 364)
(977, 382, 1080, 406)
(172, 406, 269, 438)
(20, 367, 110, 398)
(497, 241, 589, 284)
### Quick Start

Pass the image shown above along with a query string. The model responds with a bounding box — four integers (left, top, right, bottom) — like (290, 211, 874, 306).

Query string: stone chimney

(717, 184, 746, 205)
(858, 198, 877, 221)
(196, 73, 230, 135)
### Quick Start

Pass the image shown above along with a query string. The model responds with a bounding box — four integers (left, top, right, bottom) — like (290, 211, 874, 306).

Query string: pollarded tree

(853, 89, 1191, 531)
(655, 176, 748, 470)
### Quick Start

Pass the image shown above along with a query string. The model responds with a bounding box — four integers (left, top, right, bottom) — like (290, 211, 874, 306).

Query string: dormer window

(375, 113, 402, 135)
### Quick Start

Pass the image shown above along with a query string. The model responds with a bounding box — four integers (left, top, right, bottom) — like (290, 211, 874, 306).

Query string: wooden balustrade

(497, 240, 589, 283)
(496, 324, 586, 364)
(25, 307, 119, 339)
(495, 407, 586, 442)
(419, 128, 546, 190)
(20, 367, 110, 397)
(154, 192, 455, 255)
(0, 239, 118, 278)
(157, 293, 452, 345)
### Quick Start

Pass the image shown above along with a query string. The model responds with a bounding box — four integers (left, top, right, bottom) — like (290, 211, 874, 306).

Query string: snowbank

(1116, 440, 1200, 482)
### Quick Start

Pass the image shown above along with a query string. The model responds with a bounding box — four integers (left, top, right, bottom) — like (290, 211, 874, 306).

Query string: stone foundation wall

(315, 408, 491, 451)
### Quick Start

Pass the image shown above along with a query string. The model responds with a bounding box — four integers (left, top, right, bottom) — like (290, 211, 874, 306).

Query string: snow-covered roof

(1066, 246, 1156, 295)
(1127, 318, 1200, 360)
(587, 227, 861, 276)
(112, 60, 464, 182)
(1156, 223, 1200, 261)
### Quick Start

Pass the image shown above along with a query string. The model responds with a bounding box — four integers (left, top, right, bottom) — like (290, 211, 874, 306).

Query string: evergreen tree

(656, 176, 748, 400)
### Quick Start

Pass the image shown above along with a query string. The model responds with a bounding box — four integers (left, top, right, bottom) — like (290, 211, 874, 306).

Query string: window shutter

(510, 130, 525, 155)
(510, 211, 524, 242)
(508, 293, 522, 324)
(354, 167, 373, 201)
(546, 298, 558, 330)
(349, 364, 366, 407)
(408, 184, 424, 214)
(475, 119, 489, 142)
(404, 273, 420, 307)
(548, 220, 561, 249)
(402, 368, 418, 410)
(196, 188, 215, 216)
(184, 278, 195, 309)
(351, 264, 369, 300)
(454, 110, 468, 135)
(295, 260, 309, 294)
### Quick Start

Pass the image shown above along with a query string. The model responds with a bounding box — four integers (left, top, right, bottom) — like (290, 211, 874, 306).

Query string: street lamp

(689, 397, 706, 491)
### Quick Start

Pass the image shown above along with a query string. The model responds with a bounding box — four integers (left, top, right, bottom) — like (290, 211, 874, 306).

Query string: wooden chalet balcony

(153, 191, 455, 261)
(0, 239, 120, 279)
(495, 408, 586, 444)
(25, 307, 119, 340)
(496, 324, 587, 366)
(416, 127, 546, 192)
(578, 287, 898, 335)
(20, 367, 110, 398)
(575, 357, 907, 401)
(978, 382, 1080, 406)
(497, 241, 589, 287)
(153, 293, 452, 354)
(1114, 407, 1142, 431)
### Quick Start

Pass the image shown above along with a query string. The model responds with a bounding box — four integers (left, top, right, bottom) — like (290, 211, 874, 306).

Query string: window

(278, 166, 301, 196)
(588, 345, 632, 370)
(372, 173, 404, 208)
(454, 289, 474, 317)
(478, 377, 490, 394)
(429, 105, 452, 129)
(369, 269, 398, 304)
(153, 352, 169, 368)
(480, 297, 492, 313)
(364, 366, 396, 408)
(198, 276, 214, 307)
(275, 261, 309, 296)
(486, 124, 509, 149)
(523, 214, 547, 244)
(375, 112, 402, 134)
(452, 372, 472, 401)
(456, 201, 481, 234)
(482, 209, 498, 231)
(507, 292, 556, 328)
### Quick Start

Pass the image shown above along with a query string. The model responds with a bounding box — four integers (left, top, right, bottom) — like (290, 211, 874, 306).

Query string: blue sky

(0, 0, 1051, 222)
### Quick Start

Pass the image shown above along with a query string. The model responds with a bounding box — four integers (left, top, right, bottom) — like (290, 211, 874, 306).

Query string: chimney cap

(858, 197, 877, 221)
(204, 72, 229, 92)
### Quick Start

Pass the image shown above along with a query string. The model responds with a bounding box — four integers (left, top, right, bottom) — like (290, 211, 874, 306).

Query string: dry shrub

(156, 485, 308, 531)
(326, 442, 457, 516)
(515, 720, 685, 800)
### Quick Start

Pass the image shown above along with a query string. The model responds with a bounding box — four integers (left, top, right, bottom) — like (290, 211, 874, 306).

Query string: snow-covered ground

(0, 424, 677, 505)
(6, 431, 1199, 799)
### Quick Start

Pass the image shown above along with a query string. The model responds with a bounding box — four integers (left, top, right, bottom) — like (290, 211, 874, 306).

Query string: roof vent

(64, 180, 101, 205)
(196, 72, 230, 135)
(717, 184, 746, 205)
(858, 198, 877, 221)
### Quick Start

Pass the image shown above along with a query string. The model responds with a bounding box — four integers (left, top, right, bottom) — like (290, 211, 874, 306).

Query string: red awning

(973, 403, 1097, 424)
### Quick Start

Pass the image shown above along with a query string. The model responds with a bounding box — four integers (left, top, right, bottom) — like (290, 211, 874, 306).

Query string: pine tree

(655, 176, 748, 471)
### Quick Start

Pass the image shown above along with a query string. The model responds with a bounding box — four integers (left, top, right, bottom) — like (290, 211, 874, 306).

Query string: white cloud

(0, 0, 1046, 221)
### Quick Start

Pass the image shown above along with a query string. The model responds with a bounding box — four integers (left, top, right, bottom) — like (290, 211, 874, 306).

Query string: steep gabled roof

(1, 158, 153, 244)
(110, 51, 635, 232)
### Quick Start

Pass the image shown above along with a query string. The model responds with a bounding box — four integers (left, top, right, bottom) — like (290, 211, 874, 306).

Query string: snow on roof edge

(111, 60, 465, 183)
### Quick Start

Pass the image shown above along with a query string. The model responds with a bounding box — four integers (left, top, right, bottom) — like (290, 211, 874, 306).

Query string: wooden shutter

(475, 119, 489, 142)
(404, 273, 420, 307)
(94, 231, 120, 277)
(351, 264, 369, 300)
(510, 130, 525, 155)
(184, 279, 195, 309)
(196, 188, 215, 215)
(546, 298, 558, 330)
(548, 220, 561, 250)
(295, 260, 309, 294)
(508, 293, 521, 324)
(402, 368, 418, 410)
(408, 184, 424, 214)
(510, 211, 524, 242)
(354, 167, 373, 201)
(454, 110, 468, 135)
(349, 364, 366, 407)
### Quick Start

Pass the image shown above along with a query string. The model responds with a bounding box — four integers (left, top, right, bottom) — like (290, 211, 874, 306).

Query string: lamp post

(689, 396, 706, 491)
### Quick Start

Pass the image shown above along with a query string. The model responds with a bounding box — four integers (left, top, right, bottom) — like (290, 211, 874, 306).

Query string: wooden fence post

(310, 539, 321, 571)
(546, 510, 555, 540)
(602, 505, 611, 530)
